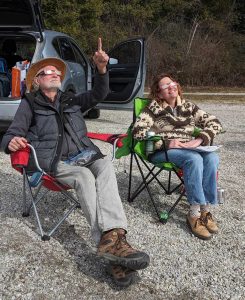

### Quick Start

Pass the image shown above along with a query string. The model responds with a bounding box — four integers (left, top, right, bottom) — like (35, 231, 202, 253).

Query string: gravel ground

(0, 102, 244, 300)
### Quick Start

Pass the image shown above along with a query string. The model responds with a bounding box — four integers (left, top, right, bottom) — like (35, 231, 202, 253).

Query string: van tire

(86, 108, 100, 119)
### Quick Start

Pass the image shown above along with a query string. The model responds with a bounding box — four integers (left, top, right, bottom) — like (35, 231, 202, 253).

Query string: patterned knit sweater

(133, 96, 223, 149)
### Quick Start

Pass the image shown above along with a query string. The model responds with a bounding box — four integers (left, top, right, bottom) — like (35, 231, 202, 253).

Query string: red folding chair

(87, 132, 127, 161)
(10, 133, 129, 240)
(11, 144, 81, 241)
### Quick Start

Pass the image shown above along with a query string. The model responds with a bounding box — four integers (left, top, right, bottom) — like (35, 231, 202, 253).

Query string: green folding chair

(118, 97, 201, 224)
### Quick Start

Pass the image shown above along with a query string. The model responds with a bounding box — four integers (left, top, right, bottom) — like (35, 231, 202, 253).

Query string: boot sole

(186, 219, 212, 240)
(99, 252, 150, 270)
(207, 228, 218, 234)
(106, 265, 138, 287)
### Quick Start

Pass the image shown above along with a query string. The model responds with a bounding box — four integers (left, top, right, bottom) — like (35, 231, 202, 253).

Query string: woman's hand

(8, 136, 27, 152)
(168, 138, 203, 149)
(168, 139, 186, 149)
(92, 37, 109, 74)
(181, 138, 203, 148)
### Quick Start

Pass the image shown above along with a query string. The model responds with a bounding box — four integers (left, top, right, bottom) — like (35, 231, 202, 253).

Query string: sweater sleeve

(132, 105, 172, 150)
(192, 104, 223, 145)
(132, 107, 155, 140)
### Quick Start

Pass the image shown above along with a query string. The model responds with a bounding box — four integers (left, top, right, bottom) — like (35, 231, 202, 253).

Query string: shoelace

(200, 212, 213, 225)
(115, 233, 133, 251)
(195, 217, 207, 228)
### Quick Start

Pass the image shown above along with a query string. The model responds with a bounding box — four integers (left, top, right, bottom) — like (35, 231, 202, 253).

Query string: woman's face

(158, 77, 178, 103)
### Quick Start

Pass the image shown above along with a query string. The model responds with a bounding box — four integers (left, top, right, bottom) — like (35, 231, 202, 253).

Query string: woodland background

(41, 0, 244, 87)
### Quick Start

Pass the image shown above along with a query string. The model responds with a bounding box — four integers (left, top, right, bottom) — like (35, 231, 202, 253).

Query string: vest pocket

(34, 109, 57, 135)
(64, 105, 84, 131)
(34, 109, 56, 116)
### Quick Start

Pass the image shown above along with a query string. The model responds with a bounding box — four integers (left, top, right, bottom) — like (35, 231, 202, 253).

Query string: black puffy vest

(25, 91, 102, 175)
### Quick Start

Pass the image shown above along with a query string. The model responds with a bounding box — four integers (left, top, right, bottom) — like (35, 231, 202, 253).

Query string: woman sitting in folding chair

(133, 73, 223, 240)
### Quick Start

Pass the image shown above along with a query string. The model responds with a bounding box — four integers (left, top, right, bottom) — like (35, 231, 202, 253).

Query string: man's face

(35, 65, 62, 91)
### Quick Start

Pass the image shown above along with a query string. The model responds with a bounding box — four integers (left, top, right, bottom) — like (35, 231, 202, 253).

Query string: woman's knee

(203, 152, 219, 168)
(184, 152, 203, 169)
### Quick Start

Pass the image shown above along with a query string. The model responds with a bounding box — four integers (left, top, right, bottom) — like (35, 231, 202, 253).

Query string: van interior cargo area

(0, 34, 36, 100)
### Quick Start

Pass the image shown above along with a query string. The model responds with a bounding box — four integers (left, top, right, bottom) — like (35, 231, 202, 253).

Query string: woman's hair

(149, 73, 183, 102)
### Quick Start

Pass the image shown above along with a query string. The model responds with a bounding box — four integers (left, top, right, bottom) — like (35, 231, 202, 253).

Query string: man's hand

(8, 137, 27, 152)
(92, 37, 109, 74)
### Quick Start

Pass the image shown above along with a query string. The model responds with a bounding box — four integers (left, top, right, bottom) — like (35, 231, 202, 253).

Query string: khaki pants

(55, 157, 127, 244)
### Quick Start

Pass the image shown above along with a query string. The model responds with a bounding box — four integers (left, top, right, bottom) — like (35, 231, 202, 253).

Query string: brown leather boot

(186, 214, 212, 240)
(201, 211, 219, 234)
(97, 229, 150, 270)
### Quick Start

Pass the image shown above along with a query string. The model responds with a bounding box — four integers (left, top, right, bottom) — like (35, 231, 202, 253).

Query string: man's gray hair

(31, 80, 39, 92)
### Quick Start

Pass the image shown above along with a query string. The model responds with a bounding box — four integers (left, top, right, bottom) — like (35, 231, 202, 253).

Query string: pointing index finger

(98, 37, 102, 52)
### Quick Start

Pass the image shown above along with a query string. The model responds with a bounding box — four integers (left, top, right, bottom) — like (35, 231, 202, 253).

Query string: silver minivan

(0, 0, 145, 131)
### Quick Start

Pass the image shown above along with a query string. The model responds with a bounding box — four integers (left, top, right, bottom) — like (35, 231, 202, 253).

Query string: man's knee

(73, 167, 95, 187)
(92, 157, 115, 174)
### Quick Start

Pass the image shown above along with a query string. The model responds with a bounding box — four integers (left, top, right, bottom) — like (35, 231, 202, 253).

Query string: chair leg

(134, 154, 162, 221)
(140, 158, 168, 193)
(130, 157, 169, 201)
(168, 168, 185, 194)
(25, 182, 80, 240)
(39, 181, 81, 239)
(47, 201, 78, 238)
(168, 189, 186, 216)
(27, 183, 46, 237)
(127, 152, 134, 202)
(126, 153, 185, 223)
(130, 164, 156, 202)
(167, 171, 172, 194)
(41, 235, 50, 241)
(22, 170, 30, 217)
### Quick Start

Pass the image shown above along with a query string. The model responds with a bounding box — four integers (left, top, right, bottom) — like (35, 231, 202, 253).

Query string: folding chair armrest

(26, 144, 44, 173)
(157, 137, 170, 162)
(11, 146, 30, 170)
(11, 144, 44, 174)
(87, 132, 127, 147)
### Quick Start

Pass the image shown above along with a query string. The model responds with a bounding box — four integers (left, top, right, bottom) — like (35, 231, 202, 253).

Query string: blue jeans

(150, 149, 219, 205)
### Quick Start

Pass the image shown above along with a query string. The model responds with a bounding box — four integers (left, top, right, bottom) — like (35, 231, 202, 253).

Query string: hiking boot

(201, 211, 219, 234)
(97, 229, 150, 270)
(186, 214, 212, 240)
(106, 264, 138, 287)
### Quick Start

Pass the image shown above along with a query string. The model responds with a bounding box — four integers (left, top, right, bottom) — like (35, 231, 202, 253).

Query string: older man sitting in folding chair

(1, 38, 149, 287)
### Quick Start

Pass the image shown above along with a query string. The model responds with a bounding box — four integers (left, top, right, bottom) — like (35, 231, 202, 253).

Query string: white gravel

(0, 102, 244, 300)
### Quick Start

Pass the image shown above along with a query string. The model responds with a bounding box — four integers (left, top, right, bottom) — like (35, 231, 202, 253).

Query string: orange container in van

(12, 67, 21, 98)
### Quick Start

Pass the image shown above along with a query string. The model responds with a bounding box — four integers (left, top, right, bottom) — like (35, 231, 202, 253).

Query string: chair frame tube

(20, 144, 81, 240)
